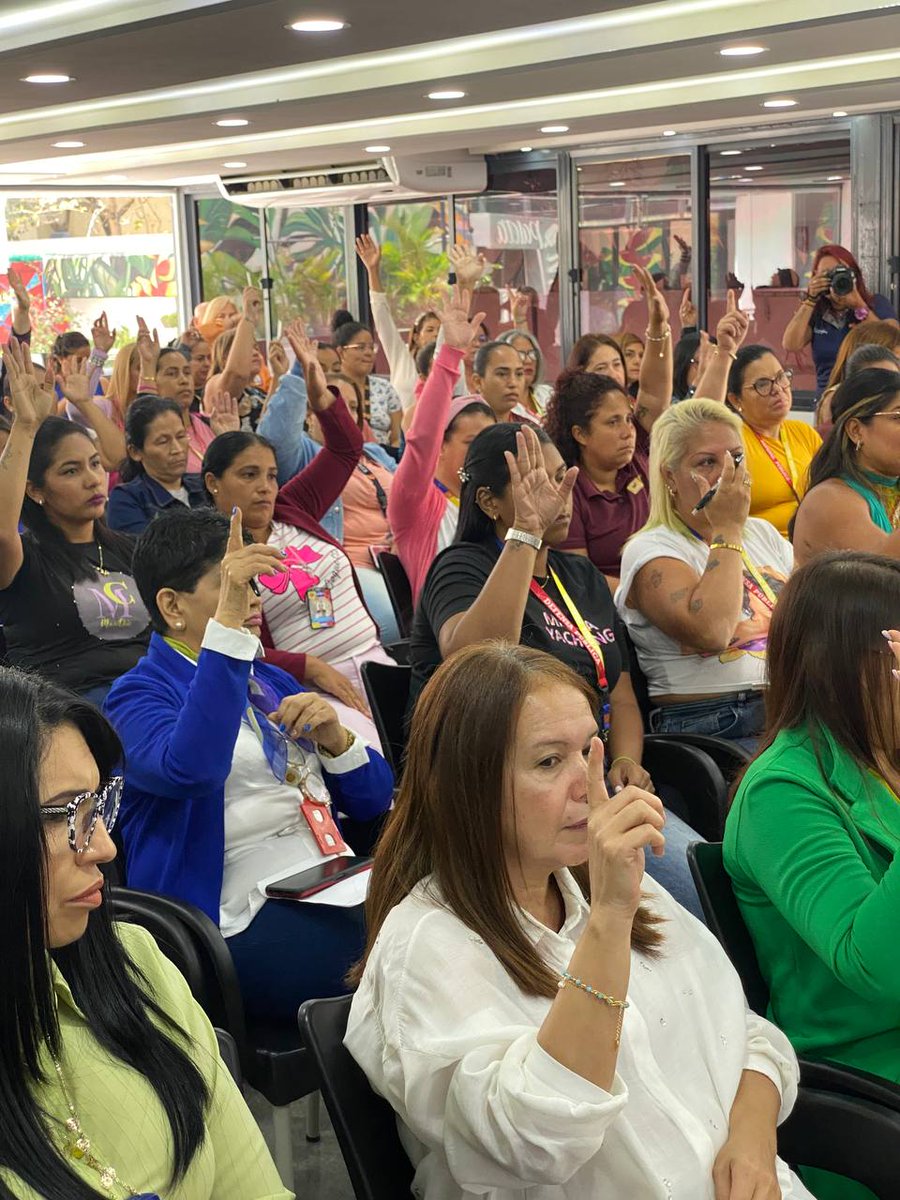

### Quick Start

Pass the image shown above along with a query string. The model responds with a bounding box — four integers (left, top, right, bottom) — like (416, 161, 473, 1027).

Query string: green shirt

(2, 922, 293, 1200)
(724, 724, 900, 1079)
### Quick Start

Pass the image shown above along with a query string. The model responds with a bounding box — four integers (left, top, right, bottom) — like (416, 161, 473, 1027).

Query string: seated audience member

(55, 354, 127, 473)
(203, 334, 392, 745)
(671, 290, 749, 412)
(471, 341, 528, 423)
(387, 287, 495, 601)
(108, 397, 207, 534)
(672, 331, 702, 400)
(104, 340, 140, 426)
(725, 552, 900, 1200)
(356, 233, 440, 411)
(546, 370, 648, 588)
(175, 326, 213, 410)
(204, 288, 267, 431)
(332, 311, 403, 451)
(195, 293, 241, 346)
(0, 665, 291, 1198)
(725, 345, 821, 537)
(782, 243, 897, 395)
(496, 328, 553, 417)
(107, 507, 393, 1024)
(0, 342, 150, 706)
(416, 340, 437, 383)
(346, 643, 811, 1200)
(816, 319, 900, 432)
(617, 399, 793, 750)
(51, 325, 108, 407)
(614, 329, 644, 397)
(792, 369, 900, 566)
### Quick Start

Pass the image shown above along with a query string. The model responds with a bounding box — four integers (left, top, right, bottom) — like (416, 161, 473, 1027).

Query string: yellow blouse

(742, 418, 822, 537)
(2, 923, 292, 1200)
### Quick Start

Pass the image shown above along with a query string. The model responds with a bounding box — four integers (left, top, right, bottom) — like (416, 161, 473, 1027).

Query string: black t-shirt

(410, 541, 629, 706)
(0, 535, 151, 692)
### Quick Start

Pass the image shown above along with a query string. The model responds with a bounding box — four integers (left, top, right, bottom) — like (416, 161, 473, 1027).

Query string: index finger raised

(587, 737, 611, 809)
(227, 506, 244, 553)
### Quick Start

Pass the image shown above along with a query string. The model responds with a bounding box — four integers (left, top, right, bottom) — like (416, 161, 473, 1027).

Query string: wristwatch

(505, 527, 543, 551)
(854, 306, 870, 321)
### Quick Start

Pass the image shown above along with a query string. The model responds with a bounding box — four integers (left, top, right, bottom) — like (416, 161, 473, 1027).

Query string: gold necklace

(52, 1057, 133, 1195)
(95, 543, 110, 577)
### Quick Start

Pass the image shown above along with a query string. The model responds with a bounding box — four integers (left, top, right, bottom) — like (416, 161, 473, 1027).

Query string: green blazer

(724, 724, 900, 1081)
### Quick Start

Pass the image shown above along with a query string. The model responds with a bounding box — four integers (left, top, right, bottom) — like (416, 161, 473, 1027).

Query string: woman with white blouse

(346, 641, 811, 1200)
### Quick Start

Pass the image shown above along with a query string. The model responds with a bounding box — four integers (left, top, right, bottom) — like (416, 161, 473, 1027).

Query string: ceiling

(0, 0, 897, 189)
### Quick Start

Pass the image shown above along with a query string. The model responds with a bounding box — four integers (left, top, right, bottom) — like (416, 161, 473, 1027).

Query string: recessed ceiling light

(22, 73, 73, 84)
(833, 110, 848, 117)
(520, 146, 533, 152)
(609, 180, 625, 187)
(762, 98, 797, 108)
(365, 144, 391, 153)
(540, 124, 569, 133)
(720, 149, 742, 156)
(719, 45, 767, 56)
(744, 165, 764, 171)
(288, 18, 347, 31)
(827, 175, 843, 181)
(427, 89, 466, 100)
(216, 118, 250, 127)
(662, 129, 677, 137)
(52, 140, 85, 148)
(223, 161, 248, 168)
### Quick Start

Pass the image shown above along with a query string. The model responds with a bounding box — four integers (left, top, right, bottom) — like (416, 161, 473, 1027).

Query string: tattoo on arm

(669, 587, 689, 604)
(704, 556, 721, 572)
(635, 405, 650, 424)
(648, 568, 663, 589)
(689, 598, 703, 613)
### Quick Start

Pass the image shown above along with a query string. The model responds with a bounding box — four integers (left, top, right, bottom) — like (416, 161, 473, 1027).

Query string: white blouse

(345, 870, 812, 1200)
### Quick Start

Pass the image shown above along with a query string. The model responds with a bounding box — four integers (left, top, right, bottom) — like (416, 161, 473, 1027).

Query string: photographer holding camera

(783, 243, 897, 395)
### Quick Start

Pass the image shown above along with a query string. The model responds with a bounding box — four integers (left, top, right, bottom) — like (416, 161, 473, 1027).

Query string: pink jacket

(387, 344, 465, 601)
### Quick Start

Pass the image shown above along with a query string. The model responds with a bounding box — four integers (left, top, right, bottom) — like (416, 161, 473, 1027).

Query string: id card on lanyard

(529, 570, 612, 738)
(746, 426, 801, 502)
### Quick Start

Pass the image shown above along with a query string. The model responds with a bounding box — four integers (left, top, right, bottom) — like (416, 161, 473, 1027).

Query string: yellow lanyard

(675, 519, 778, 607)
(549, 568, 607, 668)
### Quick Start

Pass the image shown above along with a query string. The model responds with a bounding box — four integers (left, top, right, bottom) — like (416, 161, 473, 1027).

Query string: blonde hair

(645, 398, 742, 531)
(105, 342, 140, 421)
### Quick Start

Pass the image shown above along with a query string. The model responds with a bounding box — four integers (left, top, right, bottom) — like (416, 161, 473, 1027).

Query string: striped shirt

(261, 521, 380, 664)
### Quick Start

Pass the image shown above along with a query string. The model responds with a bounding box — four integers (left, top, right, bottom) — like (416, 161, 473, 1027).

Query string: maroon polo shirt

(560, 423, 650, 577)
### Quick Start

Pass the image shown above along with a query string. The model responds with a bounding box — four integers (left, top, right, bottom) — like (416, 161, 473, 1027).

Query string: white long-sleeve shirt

(345, 870, 813, 1200)
(370, 290, 419, 410)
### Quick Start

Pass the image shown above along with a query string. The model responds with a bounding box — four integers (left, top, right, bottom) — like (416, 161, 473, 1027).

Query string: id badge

(300, 799, 348, 855)
(308, 586, 335, 629)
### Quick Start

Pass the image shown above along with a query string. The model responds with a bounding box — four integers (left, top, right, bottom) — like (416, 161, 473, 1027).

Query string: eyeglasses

(871, 411, 900, 423)
(40, 777, 123, 854)
(343, 341, 378, 353)
(517, 349, 539, 362)
(749, 369, 793, 397)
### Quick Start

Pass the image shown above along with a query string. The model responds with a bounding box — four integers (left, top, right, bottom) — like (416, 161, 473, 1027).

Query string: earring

(174, 620, 185, 630)
(212, 489, 218, 496)
(854, 441, 862, 452)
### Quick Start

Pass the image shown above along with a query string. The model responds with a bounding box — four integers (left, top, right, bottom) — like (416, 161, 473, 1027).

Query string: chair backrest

(361, 661, 411, 778)
(109, 887, 248, 1066)
(376, 551, 414, 640)
(686, 842, 770, 1014)
(642, 735, 728, 842)
(298, 997, 414, 1200)
(619, 624, 652, 726)
(215, 1027, 242, 1085)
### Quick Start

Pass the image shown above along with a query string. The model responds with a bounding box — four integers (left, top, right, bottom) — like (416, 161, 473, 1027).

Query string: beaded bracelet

(558, 970, 629, 1046)
(644, 327, 671, 359)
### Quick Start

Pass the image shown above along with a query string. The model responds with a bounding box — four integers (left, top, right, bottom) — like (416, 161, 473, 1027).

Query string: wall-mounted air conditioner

(216, 154, 487, 208)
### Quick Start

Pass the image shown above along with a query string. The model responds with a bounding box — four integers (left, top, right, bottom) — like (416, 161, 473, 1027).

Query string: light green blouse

(2, 922, 293, 1200)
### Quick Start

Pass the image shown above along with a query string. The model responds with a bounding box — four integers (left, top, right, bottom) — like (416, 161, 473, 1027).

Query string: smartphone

(264, 855, 372, 900)
(692, 450, 745, 514)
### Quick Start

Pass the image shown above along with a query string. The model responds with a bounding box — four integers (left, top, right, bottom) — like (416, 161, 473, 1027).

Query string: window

(196, 197, 263, 304)
(367, 200, 451, 331)
(266, 205, 348, 339)
(1, 193, 180, 355)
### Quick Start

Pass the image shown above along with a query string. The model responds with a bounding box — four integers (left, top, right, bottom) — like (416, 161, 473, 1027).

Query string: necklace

(52, 1057, 134, 1195)
(95, 543, 109, 577)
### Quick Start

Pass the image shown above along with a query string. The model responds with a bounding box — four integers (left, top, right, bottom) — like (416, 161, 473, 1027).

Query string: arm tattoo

(704, 556, 721, 572)
(635, 404, 650, 424)
(648, 568, 663, 589)
(689, 598, 704, 613)
(669, 586, 689, 604)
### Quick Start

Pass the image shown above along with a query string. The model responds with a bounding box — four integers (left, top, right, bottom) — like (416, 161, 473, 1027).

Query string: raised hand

(449, 243, 488, 289)
(214, 508, 286, 630)
(632, 262, 670, 332)
(209, 390, 241, 435)
(2, 339, 55, 430)
(504, 424, 578, 540)
(179, 324, 202, 347)
(507, 286, 529, 327)
(286, 327, 331, 412)
(691, 449, 751, 530)
(695, 329, 715, 378)
(355, 233, 381, 272)
(135, 315, 160, 372)
(679, 284, 697, 328)
(715, 289, 750, 357)
(437, 284, 488, 353)
(585, 738, 666, 920)
(267, 339, 289, 380)
(8, 268, 31, 312)
(91, 310, 116, 353)
(242, 285, 263, 326)
(57, 356, 94, 408)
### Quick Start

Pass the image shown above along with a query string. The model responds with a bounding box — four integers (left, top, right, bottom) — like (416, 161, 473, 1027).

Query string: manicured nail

(893, 669, 900, 681)
(232, 505, 238, 515)
(280, 548, 287, 557)
(302, 723, 312, 733)
(882, 630, 892, 639)
(278, 723, 287, 732)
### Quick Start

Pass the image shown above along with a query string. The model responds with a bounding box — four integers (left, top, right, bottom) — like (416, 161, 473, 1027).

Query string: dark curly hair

(544, 368, 630, 467)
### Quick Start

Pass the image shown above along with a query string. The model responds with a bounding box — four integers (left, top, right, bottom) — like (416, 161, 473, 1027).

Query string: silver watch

(504, 527, 543, 551)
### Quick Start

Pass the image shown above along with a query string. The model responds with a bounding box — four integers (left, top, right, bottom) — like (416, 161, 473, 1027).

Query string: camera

(827, 265, 855, 297)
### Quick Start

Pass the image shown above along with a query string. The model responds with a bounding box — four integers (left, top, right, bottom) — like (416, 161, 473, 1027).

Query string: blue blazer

(104, 632, 394, 923)
(107, 472, 208, 535)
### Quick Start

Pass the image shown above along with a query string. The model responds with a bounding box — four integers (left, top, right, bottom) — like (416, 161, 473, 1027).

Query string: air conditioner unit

(216, 154, 487, 208)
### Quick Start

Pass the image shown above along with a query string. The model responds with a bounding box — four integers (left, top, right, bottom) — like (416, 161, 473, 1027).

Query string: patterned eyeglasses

(40, 777, 123, 854)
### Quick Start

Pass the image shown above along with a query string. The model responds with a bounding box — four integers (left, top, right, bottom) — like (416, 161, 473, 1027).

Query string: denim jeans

(650, 690, 765, 757)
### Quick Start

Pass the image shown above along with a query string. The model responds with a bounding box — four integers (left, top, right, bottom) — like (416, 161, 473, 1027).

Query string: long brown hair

(824, 320, 900, 392)
(762, 552, 900, 778)
(350, 643, 663, 997)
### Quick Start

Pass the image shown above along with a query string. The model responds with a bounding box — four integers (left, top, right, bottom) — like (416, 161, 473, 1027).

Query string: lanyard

(676, 521, 777, 610)
(433, 478, 459, 507)
(356, 460, 388, 515)
(745, 425, 801, 502)
(529, 569, 611, 734)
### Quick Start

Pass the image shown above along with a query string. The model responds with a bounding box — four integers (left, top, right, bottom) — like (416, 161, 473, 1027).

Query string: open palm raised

(505, 425, 578, 540)
(2, 339, 56, 429)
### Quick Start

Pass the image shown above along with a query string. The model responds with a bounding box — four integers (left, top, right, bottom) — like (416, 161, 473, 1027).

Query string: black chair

(375, 551, 414, 640)
(110, 887, 320, 1189)
(361, 660, 411, 778)
(643, 735, 728, 842)
(687, 842, 900, 1110)
(215, 1027, 242, 1085)
(299, 996, 414, 1200)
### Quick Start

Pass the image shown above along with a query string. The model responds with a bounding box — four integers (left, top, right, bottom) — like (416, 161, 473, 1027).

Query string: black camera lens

(829, 265, 855, 297)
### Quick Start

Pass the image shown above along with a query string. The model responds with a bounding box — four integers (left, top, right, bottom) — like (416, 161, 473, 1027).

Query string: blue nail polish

(278, 723, 287, 732)
(302, 723, 312, 733)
